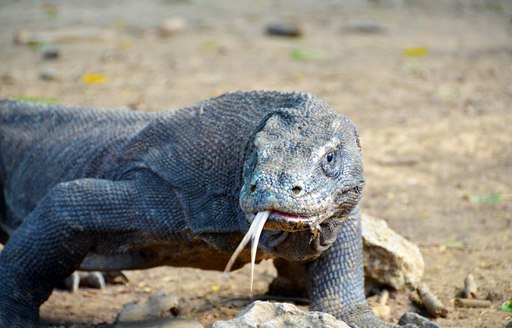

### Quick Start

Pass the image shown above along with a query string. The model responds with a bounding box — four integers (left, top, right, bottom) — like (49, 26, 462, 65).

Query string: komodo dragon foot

(63, 271, 127, 292)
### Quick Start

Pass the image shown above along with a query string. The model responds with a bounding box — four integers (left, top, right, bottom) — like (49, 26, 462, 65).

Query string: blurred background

(0, 1, 511, 327)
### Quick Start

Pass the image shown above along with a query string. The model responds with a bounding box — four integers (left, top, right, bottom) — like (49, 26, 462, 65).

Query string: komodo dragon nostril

(250, 184, 257, 193)
(291, 185, 302, 195)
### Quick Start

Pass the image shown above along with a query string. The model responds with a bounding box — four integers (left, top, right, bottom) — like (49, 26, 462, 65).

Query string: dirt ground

(1, 0, 511, 327)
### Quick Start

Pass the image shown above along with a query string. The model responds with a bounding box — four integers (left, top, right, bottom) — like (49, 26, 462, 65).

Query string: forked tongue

(223, 210, 271, 294)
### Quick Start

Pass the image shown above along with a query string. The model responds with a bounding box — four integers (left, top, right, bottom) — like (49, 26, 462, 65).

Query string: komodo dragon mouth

(223, 210, 324, 293)
(257, 209, 322, 231)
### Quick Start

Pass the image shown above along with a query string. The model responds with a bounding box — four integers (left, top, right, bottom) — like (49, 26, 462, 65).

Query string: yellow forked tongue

(223, 210, 271, 294)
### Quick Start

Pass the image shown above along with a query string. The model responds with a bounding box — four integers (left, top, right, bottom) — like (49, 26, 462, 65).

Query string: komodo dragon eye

(321, 149, 338, 177)
(326, 151, 334, 163)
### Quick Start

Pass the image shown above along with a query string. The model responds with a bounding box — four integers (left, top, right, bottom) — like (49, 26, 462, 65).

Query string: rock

(371, 290, 391, 320)
(398, 312, 440, 328)
(211, 301, 350, 328)
(157, 17, 187, 37)
(115, 317, 203, 328)
(342, 23, 386, 34)
(361, 214, 424, 290)
(39, 69, 59, 81)
(265, 22, 303, 37)
(41, 46, 60, 60)
(486, 291, 504, 302)
(372, 304, 391, 321)
(117, 290, 180, 323)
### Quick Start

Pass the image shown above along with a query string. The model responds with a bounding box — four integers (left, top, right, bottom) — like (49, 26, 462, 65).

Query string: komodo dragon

(0, 91, 434, 327)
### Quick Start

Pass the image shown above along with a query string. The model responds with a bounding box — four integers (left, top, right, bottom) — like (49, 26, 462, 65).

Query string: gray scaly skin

(0, 91, 427, 327)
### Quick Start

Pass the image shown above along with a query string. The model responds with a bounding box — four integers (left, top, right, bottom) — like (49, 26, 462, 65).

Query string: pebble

(115, 317, 203, 328)
(42, 46, 60, 60)
(39, 69, 59, 81)
(342, 22, 386, 34)
(486, 291, 503, 302)
(117, 290, 180, 322)
(265, 22, 303, 37)
(398, 312, 440, 328)
(157, 17, 187, 37)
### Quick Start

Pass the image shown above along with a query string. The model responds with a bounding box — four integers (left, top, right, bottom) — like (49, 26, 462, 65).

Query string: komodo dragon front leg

(271, 209, 434, 328)
(307, 208, 399, 328)
(227, 210, 407, 327)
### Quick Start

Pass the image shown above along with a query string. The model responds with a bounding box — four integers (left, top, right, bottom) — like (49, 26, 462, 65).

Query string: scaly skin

(0, 91, 431, 327)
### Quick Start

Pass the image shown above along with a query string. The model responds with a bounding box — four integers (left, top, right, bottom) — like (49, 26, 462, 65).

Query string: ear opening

(331, 114, 362, 151)
(354, 126, 362, 151)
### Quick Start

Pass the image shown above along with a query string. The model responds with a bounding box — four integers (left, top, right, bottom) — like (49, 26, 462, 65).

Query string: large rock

(212, 301, 349, 328)
(361, 214, 424, 290)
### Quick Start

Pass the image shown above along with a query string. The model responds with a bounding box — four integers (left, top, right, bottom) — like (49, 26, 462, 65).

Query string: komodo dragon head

(240, 108, 364, 231)
(224, 97, 365, 291)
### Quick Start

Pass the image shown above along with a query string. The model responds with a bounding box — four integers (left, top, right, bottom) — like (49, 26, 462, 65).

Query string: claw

(64, 271, 106, 292)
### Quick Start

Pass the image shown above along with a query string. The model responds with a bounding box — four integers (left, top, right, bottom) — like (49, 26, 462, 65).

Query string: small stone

(211, 301, 350, 328)
(115, 317, 203, 328)
(372, 305, 391, 320)
(117, 291, 180, 322)
(41, 47, 60, 60)
(398, 312, 440, 328)
(39, 70, 55, 81)
(265, 22, 303, 37)
(342, 22, 386, 34)
(372, 289, 391, 320)
(39, 69, 59, 81)
(157, 17, 187, 37)
(361, 214, 424, 290)
(486, 291, 503, 302)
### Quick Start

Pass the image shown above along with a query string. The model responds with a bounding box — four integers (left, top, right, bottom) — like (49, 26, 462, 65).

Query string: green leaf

(468, 194, 512, 203)
(500, 300, 512, 313)
(14, 96, 57, 104)
(291, 49, 322, 60)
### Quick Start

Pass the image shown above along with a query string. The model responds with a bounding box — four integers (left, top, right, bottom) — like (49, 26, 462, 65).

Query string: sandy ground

(1, 0, 511, 327)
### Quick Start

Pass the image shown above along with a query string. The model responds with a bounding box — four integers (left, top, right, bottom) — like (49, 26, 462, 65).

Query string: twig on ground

(454, 298, 491, 308)
(417, 283, 449, 318)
